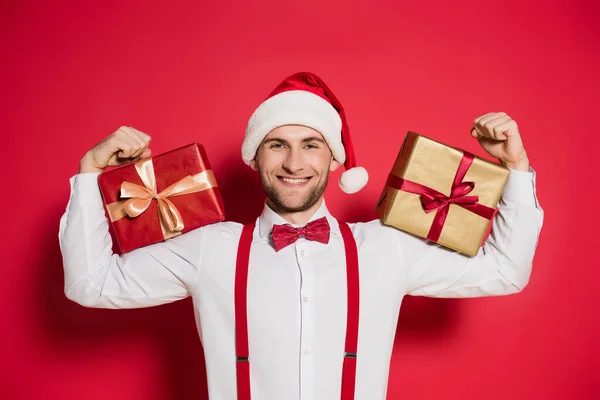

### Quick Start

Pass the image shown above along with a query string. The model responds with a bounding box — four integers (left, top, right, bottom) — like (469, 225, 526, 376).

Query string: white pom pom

(338, 166, 369, 194)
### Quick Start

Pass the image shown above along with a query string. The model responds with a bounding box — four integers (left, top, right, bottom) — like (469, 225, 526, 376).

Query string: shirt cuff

(71, 172, 104, 208)
(501, 166, 538, 207)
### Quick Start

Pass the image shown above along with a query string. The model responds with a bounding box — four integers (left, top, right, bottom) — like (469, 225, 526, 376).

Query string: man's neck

(269, 198, 324, 226)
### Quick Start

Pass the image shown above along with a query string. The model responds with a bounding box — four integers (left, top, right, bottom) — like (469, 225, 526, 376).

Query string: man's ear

(250, 159, 258, 171)
(329, 158, 342, 172)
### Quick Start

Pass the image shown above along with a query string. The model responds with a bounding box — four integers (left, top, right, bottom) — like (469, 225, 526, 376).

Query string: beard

(259, 171, 330, 213)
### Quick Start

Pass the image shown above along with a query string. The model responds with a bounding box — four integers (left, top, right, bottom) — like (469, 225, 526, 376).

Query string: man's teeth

(281, 177, 309, 184)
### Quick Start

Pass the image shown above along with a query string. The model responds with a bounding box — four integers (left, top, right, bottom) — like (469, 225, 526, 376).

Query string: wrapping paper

(98, 143, 225, 254)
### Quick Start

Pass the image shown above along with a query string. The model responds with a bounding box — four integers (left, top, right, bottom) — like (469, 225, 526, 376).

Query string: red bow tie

(271, 216, 331, 251)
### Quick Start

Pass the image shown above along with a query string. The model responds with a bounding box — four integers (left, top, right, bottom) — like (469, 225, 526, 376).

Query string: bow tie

(271, 216, 331, 252)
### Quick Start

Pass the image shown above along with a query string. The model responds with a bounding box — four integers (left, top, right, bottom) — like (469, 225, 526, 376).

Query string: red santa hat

(242, 72, 368, 194)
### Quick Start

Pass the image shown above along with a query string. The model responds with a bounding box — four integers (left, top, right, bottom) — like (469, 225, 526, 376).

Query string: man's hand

(471, 112, 530, 171)
(79, 126, 152, 173)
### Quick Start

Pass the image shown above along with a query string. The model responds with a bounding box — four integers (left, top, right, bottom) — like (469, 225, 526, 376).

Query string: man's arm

(59, 126, 203, 309)
(401, 112, 543, 297)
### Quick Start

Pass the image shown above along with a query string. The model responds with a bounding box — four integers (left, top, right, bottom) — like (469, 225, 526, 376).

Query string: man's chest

(192, 235, 406, 336)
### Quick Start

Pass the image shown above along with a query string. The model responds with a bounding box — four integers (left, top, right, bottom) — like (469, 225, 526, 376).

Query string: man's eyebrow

(262, 136, 326, 145)
(263, 138, 289, 145)
(302, 136, 326, 143)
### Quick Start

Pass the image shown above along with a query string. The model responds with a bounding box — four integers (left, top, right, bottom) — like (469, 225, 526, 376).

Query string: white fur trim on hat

(339, 166, 369, 194)
(242, 90, 345, 164)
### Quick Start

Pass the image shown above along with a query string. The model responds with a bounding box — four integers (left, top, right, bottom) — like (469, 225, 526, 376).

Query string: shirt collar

(258, 199, 341, 239)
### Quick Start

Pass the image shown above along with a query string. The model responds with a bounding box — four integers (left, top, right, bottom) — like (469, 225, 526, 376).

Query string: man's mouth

(278, 176, 311, 186)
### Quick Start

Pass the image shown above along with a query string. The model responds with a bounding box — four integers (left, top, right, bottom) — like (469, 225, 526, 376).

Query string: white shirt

(59, 168, 543, 400)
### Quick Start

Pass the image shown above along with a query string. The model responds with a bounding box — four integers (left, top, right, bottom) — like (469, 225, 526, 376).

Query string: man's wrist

(501, 155, 530, 172)
(79, 153, 104, 174)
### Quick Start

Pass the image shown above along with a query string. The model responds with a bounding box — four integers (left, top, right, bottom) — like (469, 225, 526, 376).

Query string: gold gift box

(375, 131, 510, 256)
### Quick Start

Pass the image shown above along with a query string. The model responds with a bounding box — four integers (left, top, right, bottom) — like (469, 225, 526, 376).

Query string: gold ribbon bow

(106, 157, 218, 240)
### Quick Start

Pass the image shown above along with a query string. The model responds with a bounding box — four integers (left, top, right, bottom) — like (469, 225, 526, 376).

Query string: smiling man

(59, 72, 544, 400)
(251, 125, 341, 223)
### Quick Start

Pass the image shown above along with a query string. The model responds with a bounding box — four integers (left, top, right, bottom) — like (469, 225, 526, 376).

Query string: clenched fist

(471, 112, 530, 171)
(79, 126, 152, 173)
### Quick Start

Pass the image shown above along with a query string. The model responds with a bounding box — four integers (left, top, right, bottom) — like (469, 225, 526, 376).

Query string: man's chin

(268, 197, 315, 213)
(261, 176, 328, 214)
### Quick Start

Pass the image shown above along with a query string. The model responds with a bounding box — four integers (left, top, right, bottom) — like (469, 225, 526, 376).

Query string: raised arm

(403, 113, 544, 297)
(59, 127, 203, 309)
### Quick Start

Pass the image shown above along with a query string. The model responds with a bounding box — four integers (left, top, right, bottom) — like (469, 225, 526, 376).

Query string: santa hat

(242, 72, 368, 194)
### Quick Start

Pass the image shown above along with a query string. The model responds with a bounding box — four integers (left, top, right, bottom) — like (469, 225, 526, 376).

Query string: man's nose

(282, 148, 303, 173)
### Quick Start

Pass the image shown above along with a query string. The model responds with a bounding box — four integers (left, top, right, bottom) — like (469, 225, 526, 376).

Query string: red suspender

(338, 220, 360, 400)
(235, 222, 254, 400)
(234, 220, 360, 400)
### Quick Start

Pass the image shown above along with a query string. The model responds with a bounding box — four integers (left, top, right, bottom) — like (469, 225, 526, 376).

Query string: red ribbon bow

(420, 181, 479, 212)
(386, 151, 496, 242)
(271, 216, 331, 251)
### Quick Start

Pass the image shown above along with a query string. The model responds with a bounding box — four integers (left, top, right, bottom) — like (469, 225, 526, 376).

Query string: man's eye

(270, 143, 284, 149)
(305, 144, 318, 149)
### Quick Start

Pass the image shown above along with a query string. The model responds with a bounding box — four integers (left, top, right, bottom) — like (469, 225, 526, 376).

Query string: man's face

(251, 125, 341, 213)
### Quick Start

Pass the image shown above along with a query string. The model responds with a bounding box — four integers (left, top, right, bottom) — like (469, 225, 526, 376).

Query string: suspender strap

(234, 220, 360, 400)
(234, 222, 255, 400)
(338, 220, 360, 400)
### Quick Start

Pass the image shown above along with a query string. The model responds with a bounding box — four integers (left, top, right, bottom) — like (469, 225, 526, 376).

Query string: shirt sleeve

(58, 172, 205, 309)
(401, 167, 544, 298)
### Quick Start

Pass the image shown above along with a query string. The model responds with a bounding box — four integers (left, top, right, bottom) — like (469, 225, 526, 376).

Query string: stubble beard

(260, 171, 329, 213)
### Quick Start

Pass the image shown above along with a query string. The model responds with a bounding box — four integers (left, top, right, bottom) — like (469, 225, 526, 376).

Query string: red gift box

(98, 143, 225, 254)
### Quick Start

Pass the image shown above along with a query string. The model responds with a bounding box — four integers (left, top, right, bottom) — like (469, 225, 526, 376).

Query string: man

(59, 72, 544, 400)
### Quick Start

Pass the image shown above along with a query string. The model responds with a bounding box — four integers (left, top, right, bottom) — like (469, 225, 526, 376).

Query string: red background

(2, 1, 598, 399)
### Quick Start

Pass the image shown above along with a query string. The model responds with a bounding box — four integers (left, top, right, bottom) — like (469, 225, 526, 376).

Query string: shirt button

(304, 349, 310, 356)
(299, 249, 305, 256)
(303, 296, 308, 302)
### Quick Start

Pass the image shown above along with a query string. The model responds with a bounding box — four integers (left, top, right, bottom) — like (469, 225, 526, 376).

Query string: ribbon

(386, 151, 495, 242)
(106, 157, 218, 240)
(271, 216, 331, 251)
